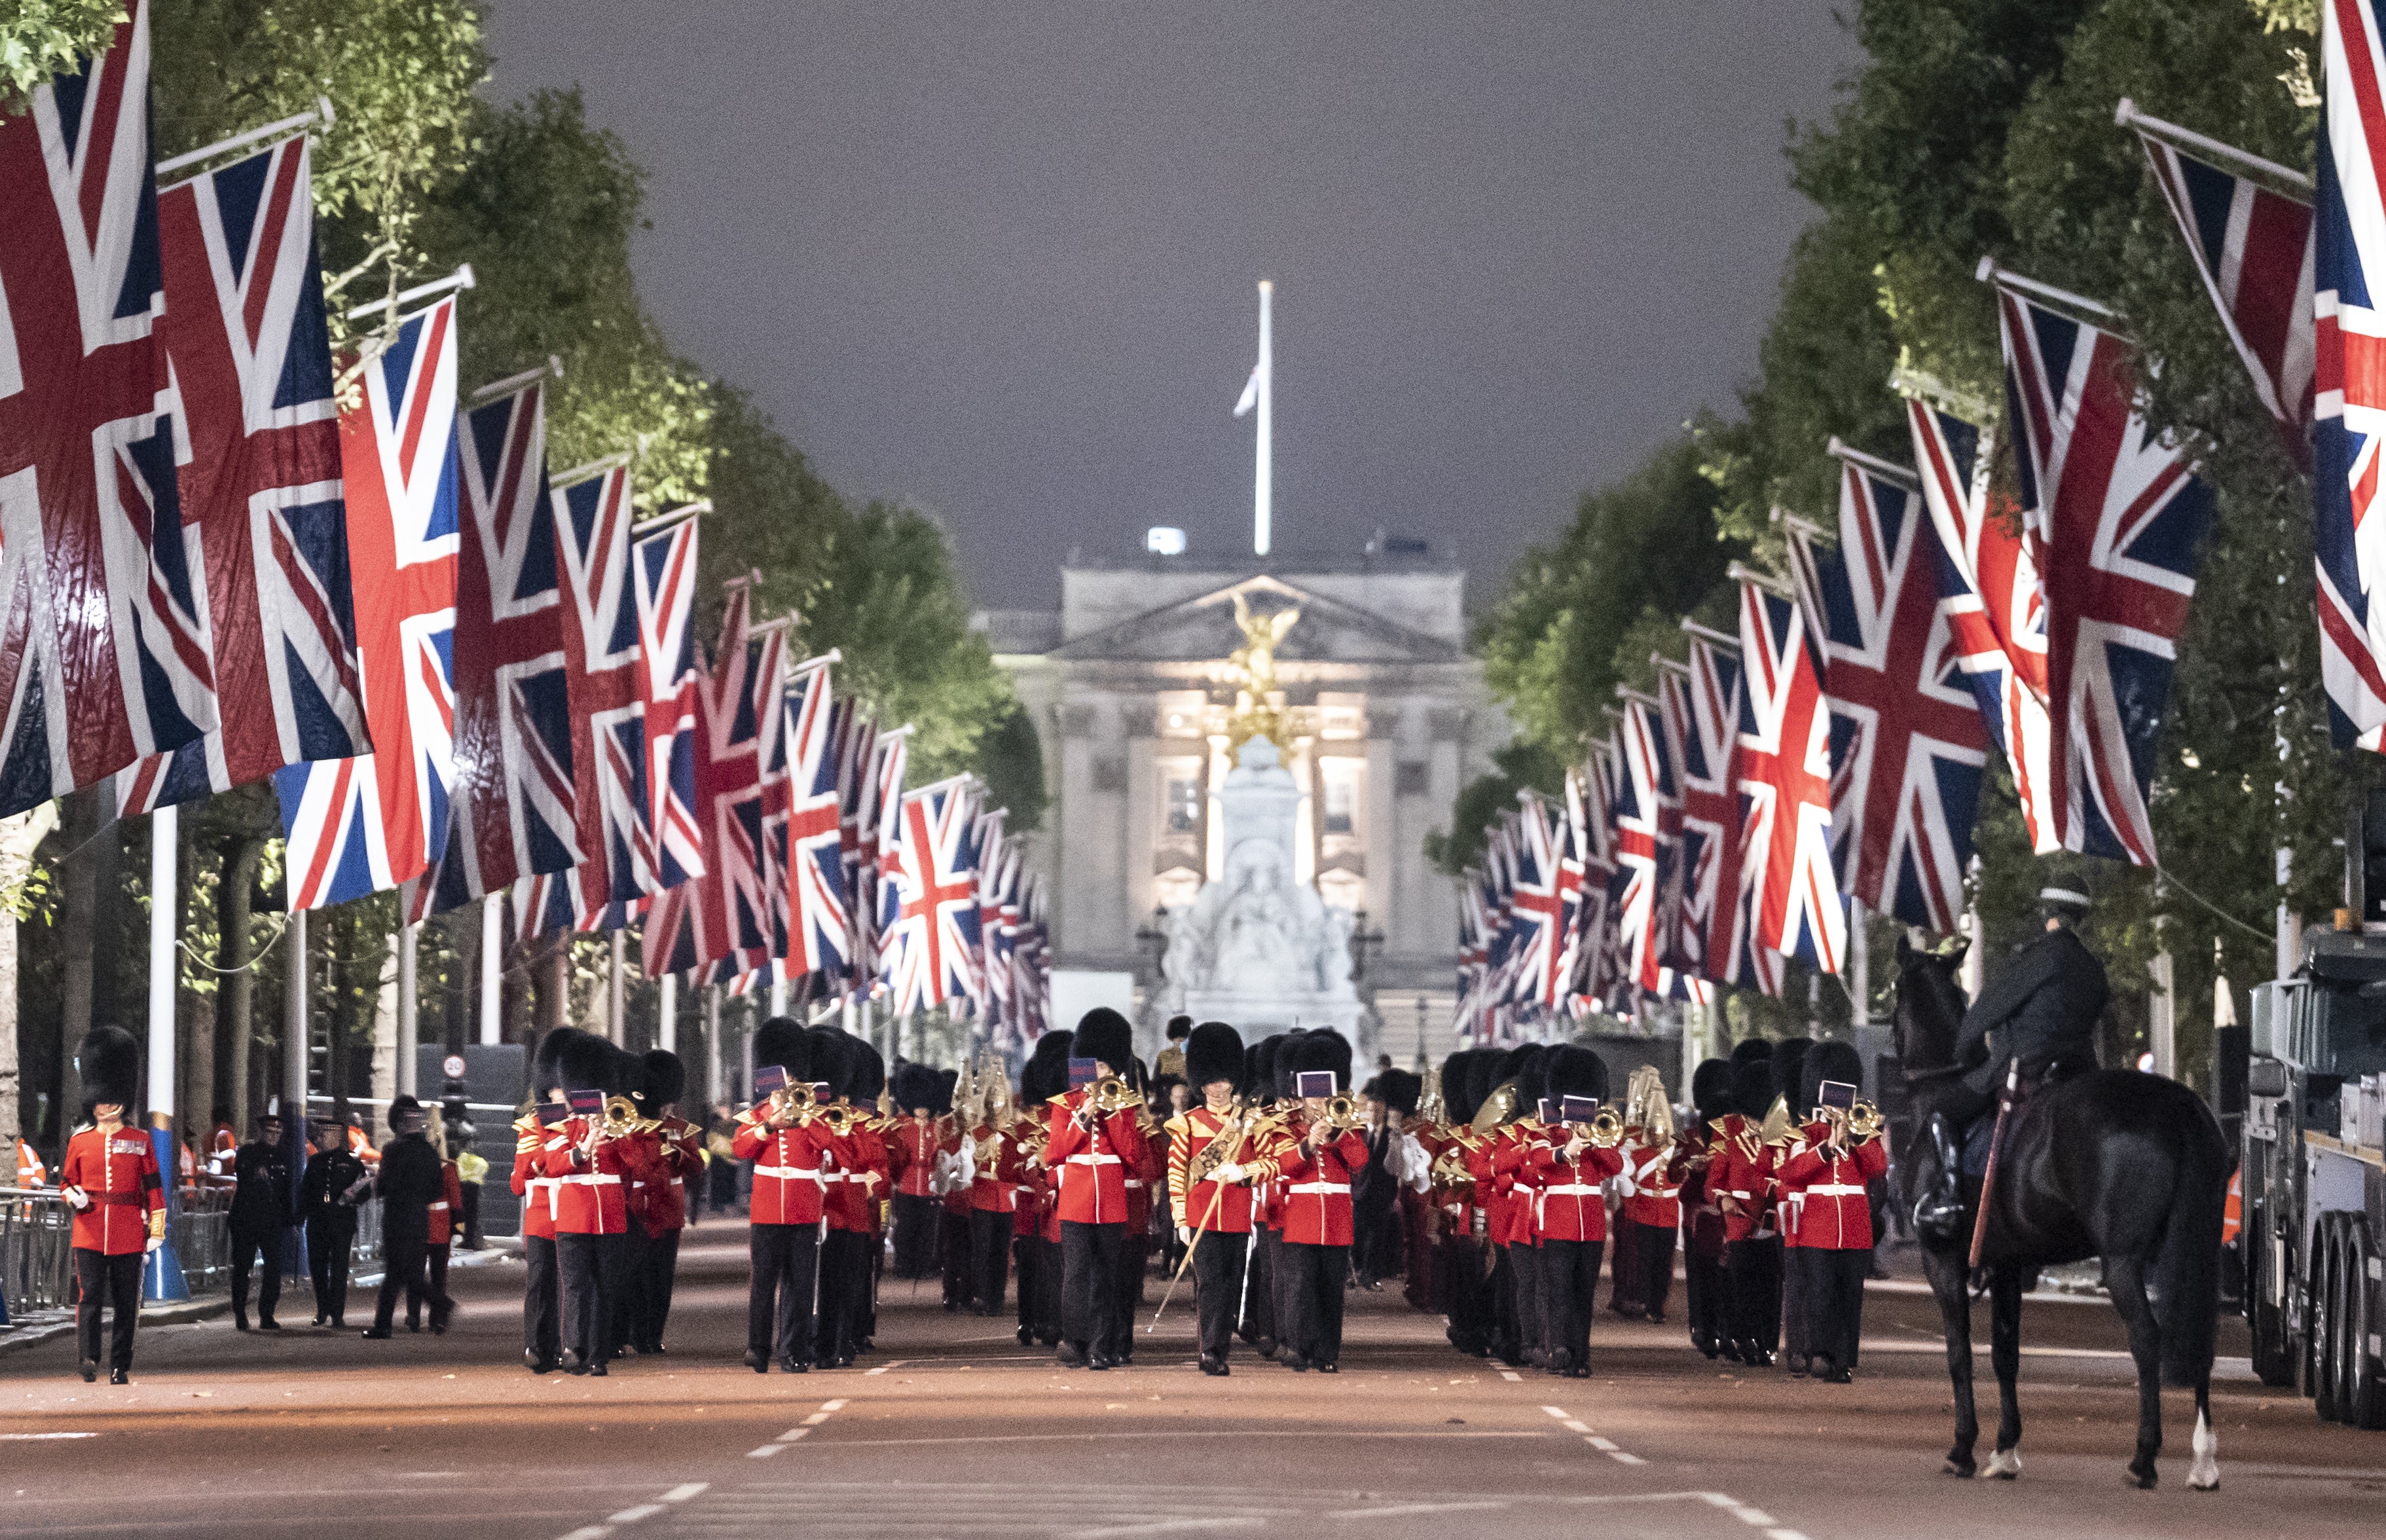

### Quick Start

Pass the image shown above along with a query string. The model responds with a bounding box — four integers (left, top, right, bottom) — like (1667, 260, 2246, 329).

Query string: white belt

(562, 1174, 622, 1186)
(1541, 1184, 1602, 1197)
(755, 1165, 825, 1184)
(1065, 1154, 1121, 1167)
(1723, 1189, 1753, 1201)
(1805, 1183, 1867, 1197)
(1124, 1179, 1145, 1190)
(428, 1202, 449, 1212)
(1288, 1182, 1350, 1195)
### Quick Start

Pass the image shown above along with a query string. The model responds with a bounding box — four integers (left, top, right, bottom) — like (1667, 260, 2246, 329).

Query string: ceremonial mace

(1146, 1103, 1253, 1332)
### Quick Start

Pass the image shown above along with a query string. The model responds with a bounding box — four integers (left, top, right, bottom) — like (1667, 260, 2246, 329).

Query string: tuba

(1471, 1079, 1519, 1137)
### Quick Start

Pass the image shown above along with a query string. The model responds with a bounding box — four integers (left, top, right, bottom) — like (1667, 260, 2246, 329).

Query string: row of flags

(0, 6, 1050, 1038)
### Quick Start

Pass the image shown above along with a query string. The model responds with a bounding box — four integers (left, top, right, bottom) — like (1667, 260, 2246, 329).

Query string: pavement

(0, 1220, 2381, 1539)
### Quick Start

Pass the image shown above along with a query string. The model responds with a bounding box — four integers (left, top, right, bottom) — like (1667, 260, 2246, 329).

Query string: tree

(0, 1, 123, 108)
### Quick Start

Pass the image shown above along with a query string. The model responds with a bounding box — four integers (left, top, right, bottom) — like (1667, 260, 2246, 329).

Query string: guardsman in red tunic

(1616, 1118, 1685, 1325)
(632, 1048, 703, 1354)
(811, 1027, 891, 1368)
(963, 1076, 1025, 1315)
(1710, 1058, 1784, 1366)
(1776, 1042, 1888, 1382)
(1268, 1031, 1369, 1373)
(1164, 1023, 1274, 1375)
(1109, 1079, 1167, 1365)
(1011, 1034, 1069, 1346)
(1042, 1009, 1149, 1369)
(886, 1062, 945, 1280)
(1679, 1059, 1734, 1358)
(1530, 1047, 1626, 1378)
(535, 1031, 657, 1376)
(733, 1020, 851, 1373)
(59, 1028, 162, 1384)
(513, 1091, 564, 1373)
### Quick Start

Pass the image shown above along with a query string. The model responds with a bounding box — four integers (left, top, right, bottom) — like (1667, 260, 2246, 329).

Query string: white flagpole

(660, 973, 678, 1053)
(396, 925, 418, 1097)
(479, 894, 502, 1046)
(1255, 280, 1272, 556)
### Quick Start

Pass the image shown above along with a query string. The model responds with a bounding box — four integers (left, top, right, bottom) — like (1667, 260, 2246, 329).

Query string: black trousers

(968, 1209, 1011, 1311)
(73, 1249, 141, 1372)
(1512, 1242, 1548, 1359)
(1191, 1229, 1249, 1361)
(1685, 1243, 1725, 1346)
(890, 1192, 938, 1278)
(408, 1242, 450, 1327)
(1014, 1233, 1038, 1332)
(1623, 1218, 1676, 1319)
(1059, 1220, 1126, 1354)
(1105, 1224, 1144, 1358)
(1795, 1246, 1868, 1370)
(1240, 1226, 1278, 1346)
(523, 1234, 560, 1365)
(1542, 1237, 1606, 1368)
(1279, 1241, 1349, 1365)
(609, 1217, 653, 1355)
(1782, 1239, 1810, 1363)
(375, 1227, 444, 1334)
(555, 1231, 629, 1365)
(638, 1227, 682, 1349)
(940, 1208, 972, 1305)
(1727, 1235, 1784, 1354)
(1021, 1235, 1061, 1342)
(748, 1221, 819, 1365)
(229, 1220, 282, 1323)
(1607, 1217, 1643, 1312)
(815, 1227, 868, 1362)
(458, 1182, 483, 1248)
(1443, 1236, 1491, 1353)
(1488, 1243, 1521, 1361)
(308, 1216, 356, 1324)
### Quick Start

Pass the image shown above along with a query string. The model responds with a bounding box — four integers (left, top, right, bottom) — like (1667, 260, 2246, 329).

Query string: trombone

(1317, 1093, 1364, 1134)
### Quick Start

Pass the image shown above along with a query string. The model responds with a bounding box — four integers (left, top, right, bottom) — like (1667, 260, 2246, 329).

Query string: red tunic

(889, 1116, 943, 1198)
(645, 1116, 703, 1232)
(61, 1126, 164, 1255)
(1489, 1124, 1541, 1245)
(1706, 1120, 1778, 1245)
(966, 1122, 1026, 1213)
(1044, 1091, 1150, 1226)
(824, 1122, 889, 1233)
(1164, 1106, 1272, 1234)
(1618, 1138, 1682, 1229)
(428, 1160, 463, 1245)
(1775, 1122, 1888, 1250)
(733, 1112, 849, 1226)
(538, 1120, 658, 1236)
(511, 1124, 556, 1241)
(1527, 1131, 1623, 1242)
(1272, 1115, 1370, 1247)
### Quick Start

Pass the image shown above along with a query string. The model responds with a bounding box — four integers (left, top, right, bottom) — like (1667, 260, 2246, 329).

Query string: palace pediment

(1046, 574, 1460, 666)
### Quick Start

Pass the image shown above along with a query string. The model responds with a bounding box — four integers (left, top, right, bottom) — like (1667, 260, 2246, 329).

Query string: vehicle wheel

(2248, 1205, 2295, 1387)
(2330, 1219, 2358, 1425)
(2352, 1221, 2386, 1433)
(2311, 1218, 2341, 1421)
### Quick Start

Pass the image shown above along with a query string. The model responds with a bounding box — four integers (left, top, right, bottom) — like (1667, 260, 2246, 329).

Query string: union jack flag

(1784, 450, 1987, 933)
(1497, 793, 1573, 1010)
(878, 775, 984, 1013)
(1734, 574, 1844, 972)
(2127, 101, 2314, 459)
(119, 136, 362, 814)
(779, 654, 849, 979)
(1994, 276, 2212, 865)
(833, 702, 879, 988)
(0, 2, 219, 817)
(1560, 752, 1616, 1010)
(1657, 631, 1750, 989)
(631, 509, 703, 890)
(405, 378, 579, 917)
(276, 296, 460, 909)
(2317, 3, 2386, 748)
(980, 824, 1021, 1033)
(1610, 693, 1679, 995)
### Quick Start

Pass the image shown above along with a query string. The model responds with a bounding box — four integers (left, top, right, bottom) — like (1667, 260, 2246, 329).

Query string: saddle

(1956, 1056, 2090, 1179)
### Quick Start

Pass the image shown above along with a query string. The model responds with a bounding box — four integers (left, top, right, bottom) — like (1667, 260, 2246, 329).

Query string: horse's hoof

(2125, 1465, 2158, 1491)
(2187, 1471, 2218, 1493)
(1943, 1458, 1976, 1479)
(1985, 1448, 2023, 1480)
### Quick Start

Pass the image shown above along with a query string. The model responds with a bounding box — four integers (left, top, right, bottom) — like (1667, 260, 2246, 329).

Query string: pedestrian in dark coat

(362, 1097, 449, 1338)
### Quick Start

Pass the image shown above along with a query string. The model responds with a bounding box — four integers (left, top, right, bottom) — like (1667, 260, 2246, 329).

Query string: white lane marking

(1729, 1509, 1778, 1526)
(1498, 1370, 1523, 1382)
(1068, 1520, 1266, 1540)
(604, 1507, 661, 1525)
(775, 1427, 813, 1443)
(1561, 1420, 1591, 1434)
(802, 1410, 832, 1425)
(1539, 1404, 1570, 1418)
(1334, 1502, 1511, 1518)
(820, 1398, 848, 1411)
(864, 1359, 908, 1375)
(557, 1529, 610, 1540)
(760, 1429, 1551, 1448)
(1608, 1451, 1648, 1466)
(1586, 1436, 1619, 1451)
(553, 1477, 699, 1539)
(0, 1431, 96, 1440)
(1767, 1531, 1812, 1540)
(744, 1443, 784, 1459)
(660, 1485, 707, 1504)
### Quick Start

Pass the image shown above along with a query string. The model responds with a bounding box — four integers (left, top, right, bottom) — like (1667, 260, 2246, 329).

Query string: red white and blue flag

(1505, 790, 1577, 1010)
(834, 703, 879, 989)
(1610, 693, 1679, 995)
(631, 508, 703, 891)
(779, 653, 849, 980)
(2317, 2, 2386, 748)
(0, 1, 219, 816)
(1660, 632, 1744, 988)
(1734, 574, 1844, 973)
(277, 297, 460, 909)
(1785, 450, 1987, 933)
(1994, 275, 2212, 866)
(1560, 751, 1616, 1011)
(878, 775, 985, 1013)
(120, 135, 362, 813)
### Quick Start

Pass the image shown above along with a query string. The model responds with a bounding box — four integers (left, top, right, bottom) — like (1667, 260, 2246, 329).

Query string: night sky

(485, 1, 1860, 610)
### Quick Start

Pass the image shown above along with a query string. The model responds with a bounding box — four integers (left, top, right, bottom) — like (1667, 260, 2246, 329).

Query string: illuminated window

(1166, 775, 1203, 835)
(1322, 773, 1355, 835)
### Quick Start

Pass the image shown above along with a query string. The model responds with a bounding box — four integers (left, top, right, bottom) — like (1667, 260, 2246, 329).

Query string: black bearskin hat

(1285, 1030, 1353, 1095)
(640, 1049, 686, 1110)
(805, 1025, 851, 1097)
(1543, 1044, 1609, 1107)
(1691, 1058, 1734, 1122)
(1378, 1068, 1422, 1117)
(1771, 1036, 1813, 1109)
(1731, 1061, 1776, 1120)
(1800, 1039, 1865, 1114)
(843, 1037, 887, 1105)
(934, 1068, 958, 1116)
(753, 1016, 811, 1086)
(892, 1061, 940, 1115)
(1463, 1050, 1508, 1124)
(533, 1027, 593, 1097)
(610, 1045, 648, 1097)
(1072, 1007, 1133, 1076)
(1185, 1021, 1245, 1091)
(538, 1027, 612, 1095)
(1440, 1050, 1484, 1126)
(1021, 1030, 1074, 1104)
(1511, 1046, 1553, 1115)
(1729, 1036, 1774, 1071)
(75, 1025, 139, 1115)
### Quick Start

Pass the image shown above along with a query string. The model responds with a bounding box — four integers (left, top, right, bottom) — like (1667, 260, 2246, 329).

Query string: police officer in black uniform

(1915, 885, 2108, 1238)
(228, 1110, 291, 1331)
(299, 1119, 369, 1327)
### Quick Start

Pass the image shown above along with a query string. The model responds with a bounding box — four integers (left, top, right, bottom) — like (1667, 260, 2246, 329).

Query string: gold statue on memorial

(1224, 592, 1300, 752)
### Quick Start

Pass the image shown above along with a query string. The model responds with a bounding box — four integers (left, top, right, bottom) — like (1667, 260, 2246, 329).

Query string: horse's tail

(2155, 1095, 2235, 1389)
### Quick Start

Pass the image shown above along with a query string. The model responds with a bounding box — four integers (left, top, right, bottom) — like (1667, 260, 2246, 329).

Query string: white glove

(1176, 1224, 1192, 1245)
(62, 1184, 90, 1211)
(145, 1234, 164, 1254)
(1211, 1162, 1244, 1185)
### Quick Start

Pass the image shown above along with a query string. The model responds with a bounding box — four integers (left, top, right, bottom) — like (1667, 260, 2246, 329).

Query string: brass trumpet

(1086, 1075, 1141, 1116)
(1317, 1093, 1363, 1133)
(1583, 1106, 1626, 1148)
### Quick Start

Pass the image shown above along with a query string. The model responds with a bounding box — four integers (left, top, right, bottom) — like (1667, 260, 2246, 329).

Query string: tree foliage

(0, 1, 122, 108)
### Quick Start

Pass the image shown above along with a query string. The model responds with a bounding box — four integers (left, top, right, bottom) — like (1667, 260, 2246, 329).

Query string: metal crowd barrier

(172, 1185, 235, 1294)
(0, 1186, 75, 1314)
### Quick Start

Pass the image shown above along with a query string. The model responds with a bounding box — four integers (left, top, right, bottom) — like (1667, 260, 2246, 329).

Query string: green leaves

(0, 1, 124, 110)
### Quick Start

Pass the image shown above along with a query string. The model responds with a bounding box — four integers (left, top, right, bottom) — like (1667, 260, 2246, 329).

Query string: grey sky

(485, 1, 1860, 609)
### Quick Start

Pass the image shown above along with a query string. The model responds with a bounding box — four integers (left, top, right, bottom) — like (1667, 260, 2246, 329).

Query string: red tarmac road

(0, 1220, 2379, 1539)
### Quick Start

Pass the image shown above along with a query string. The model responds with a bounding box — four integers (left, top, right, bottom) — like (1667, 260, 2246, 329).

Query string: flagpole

(660, 973, 678, 1053)
(396, 924, 418, 1097)
(609, 930, 627, 1046)
(479, 894, 502, 1046)
(144, 804, 188, 1301)
(1255, 280, 1272, 557)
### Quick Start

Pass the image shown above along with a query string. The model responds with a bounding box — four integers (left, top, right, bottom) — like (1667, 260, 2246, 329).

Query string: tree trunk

(533, 928, 567, 1042)
(0, 804, 60, 1161)
(217, 835, 266, 1135)
(58, 785, 110, 1133)
(441, 906, 475, 1054)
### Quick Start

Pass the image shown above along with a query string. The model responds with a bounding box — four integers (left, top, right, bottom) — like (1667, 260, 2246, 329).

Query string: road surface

(1, 1221, 2379, 1539)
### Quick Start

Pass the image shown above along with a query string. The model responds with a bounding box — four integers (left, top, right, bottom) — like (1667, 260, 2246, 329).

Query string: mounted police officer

(1915, 886, 2108, 1239)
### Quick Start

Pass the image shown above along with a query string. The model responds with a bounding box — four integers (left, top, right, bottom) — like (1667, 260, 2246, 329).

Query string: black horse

(1891, 937, 2233, 1490)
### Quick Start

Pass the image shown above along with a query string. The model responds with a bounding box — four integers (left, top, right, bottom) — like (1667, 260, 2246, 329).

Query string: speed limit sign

(441, 1054, 468, 1080)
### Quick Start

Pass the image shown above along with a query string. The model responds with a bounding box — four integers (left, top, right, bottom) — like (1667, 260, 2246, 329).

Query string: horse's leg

(1924, 1248, 1978, 1476)
(2103, 1253, 2163, 1489)
(1983, 1264, 2025, 1478)
(2187, 1376, 2219, 1492)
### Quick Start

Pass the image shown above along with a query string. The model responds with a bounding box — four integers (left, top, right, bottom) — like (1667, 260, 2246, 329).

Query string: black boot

(1912, 1112, 1969, 1244)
